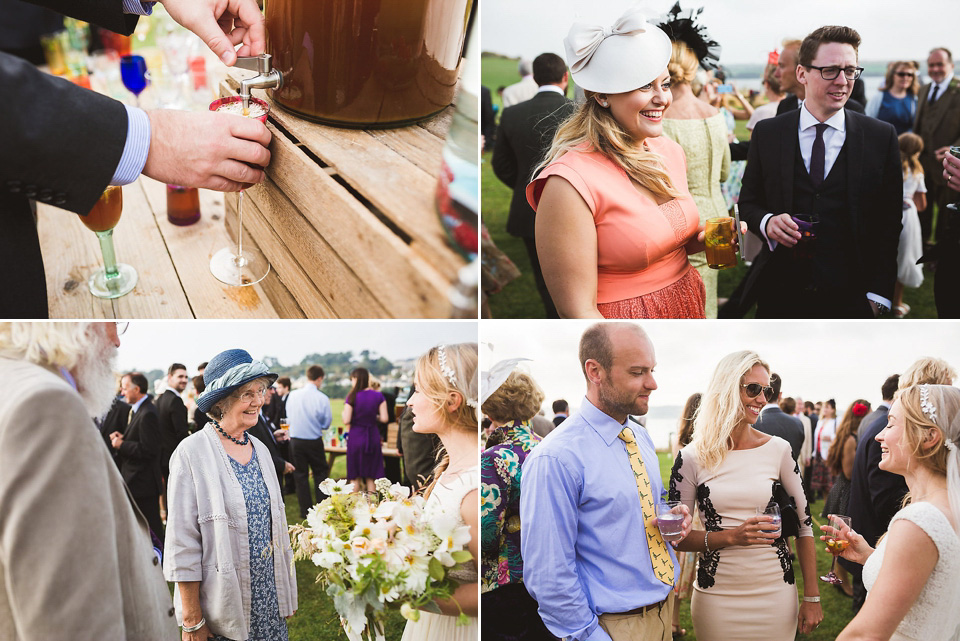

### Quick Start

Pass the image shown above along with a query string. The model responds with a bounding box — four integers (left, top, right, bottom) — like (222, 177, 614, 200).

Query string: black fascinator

(657, 2, 722, 71)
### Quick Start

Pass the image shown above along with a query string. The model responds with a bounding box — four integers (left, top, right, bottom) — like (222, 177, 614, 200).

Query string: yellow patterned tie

(619, 426, 674, 586)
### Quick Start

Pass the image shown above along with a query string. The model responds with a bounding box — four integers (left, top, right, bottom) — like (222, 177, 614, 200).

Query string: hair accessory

(564, 6, 671, 94)
(437, 345, 479, 409)
(657, 2, 722, 71)
(946, 439, 957, 453)
(852, 402, 869, 418)
(919, 384, 938, 423)
(480, 357, 532, 406)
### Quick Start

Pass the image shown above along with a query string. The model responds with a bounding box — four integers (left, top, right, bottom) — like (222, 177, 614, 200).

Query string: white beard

(74, 330, 120, 420)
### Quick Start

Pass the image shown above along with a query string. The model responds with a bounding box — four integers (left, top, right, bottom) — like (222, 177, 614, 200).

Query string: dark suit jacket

(1, 0, 140, 318)
(914, 78, 960, 193)
(247, 414, 286, 485)
(738, 108, 902, 310)
(117, 397, 162, 498)
(857, 404, 888, 442)
(156, 389, 189, 473)
(492, 89, 574, 239)
(755, 406, 805, 462)
(98, 396, 130, 459)
(265, 393, 287, 428)
(776, 93, 864, 115)
(846, 410, 907, 548)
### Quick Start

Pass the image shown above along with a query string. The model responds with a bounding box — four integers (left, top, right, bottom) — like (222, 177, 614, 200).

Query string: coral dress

(670, 438, 812, 641)
(527, 136, 705, 318)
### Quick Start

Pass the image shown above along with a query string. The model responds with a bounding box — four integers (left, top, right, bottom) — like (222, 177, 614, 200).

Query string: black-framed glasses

(115, 321, 129, 336)
(741, 383, 777, 403)
(804, 65, 864, 81)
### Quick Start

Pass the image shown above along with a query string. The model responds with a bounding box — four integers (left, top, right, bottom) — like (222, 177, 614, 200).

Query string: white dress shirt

(926, 77, 952, 103)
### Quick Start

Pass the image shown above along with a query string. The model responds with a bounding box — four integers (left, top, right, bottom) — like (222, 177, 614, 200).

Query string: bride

(832, 384, 960, 641)
(400, 343, 479, 641)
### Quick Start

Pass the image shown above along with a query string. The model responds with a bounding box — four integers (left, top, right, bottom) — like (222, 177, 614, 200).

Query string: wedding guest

(480, 368, 554, 641)
(286, 364, 332, 519)
(746, 64, 786, 132)
(522, 323, 693, 641)
(157, 362, 189, 518)
(402, 344, 479, 641)
(832, 384, 960, 641)
(397, 383, 441, 492)
(528, 7, 712, 319)
(343, 367, 388, 493)
(812, 399, 837, 500)
(936, 151, 960, 317)
(0, 322, 177, 638)
(900, 356, 956, 388)
(865, 61, 920, 134)
(551, 399, 569, 427)
(670, 391, 702, 641)
(671, 351, 821, 640)
(191, 374, 210, 432)
(164, 349, 296, 641)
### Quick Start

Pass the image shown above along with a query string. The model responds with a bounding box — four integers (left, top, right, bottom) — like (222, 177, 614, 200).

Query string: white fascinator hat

(564, 5, 672, 94)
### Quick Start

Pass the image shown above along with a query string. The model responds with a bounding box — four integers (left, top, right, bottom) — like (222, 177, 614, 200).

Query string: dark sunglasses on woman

(741, 383, 777, 403)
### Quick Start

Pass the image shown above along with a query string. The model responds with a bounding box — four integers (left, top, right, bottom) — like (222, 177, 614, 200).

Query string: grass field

(482, 56, 941, 319)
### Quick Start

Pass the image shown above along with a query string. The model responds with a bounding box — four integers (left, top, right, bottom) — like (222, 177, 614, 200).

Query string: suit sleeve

(25, 0, 140, 34)
(868, 124, 904, 300)
(0, 384, 127, 638)
(864, 438, 907, 543)
(737, 119, 771, 237)
(171, 397, 190, 443)
(119, 410, 161, 462)
(491, 120, 519, 188)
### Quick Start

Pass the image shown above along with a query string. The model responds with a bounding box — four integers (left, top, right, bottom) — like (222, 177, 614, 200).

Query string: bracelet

(182, 617, 206, 633)
(802, 596, 821, 603)
(704, 530, 711, 552)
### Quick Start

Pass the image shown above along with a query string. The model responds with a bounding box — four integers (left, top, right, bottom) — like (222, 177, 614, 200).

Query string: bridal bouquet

(289, 478, 473, 641)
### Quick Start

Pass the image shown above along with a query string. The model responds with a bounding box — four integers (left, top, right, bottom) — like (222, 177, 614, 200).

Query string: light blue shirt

(284, 384, 332, 440)
(520, 396, 676, 641)
(130, 394, 147, 414)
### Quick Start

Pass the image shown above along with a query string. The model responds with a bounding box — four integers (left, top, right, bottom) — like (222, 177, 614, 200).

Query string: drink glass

(208, 96, 271, 286)
(820, 514, 851, 584)
(656, 500, 684, 543)
(279, 418, 290, 431)
(756, 504, 782, 539)
(39, 30, 68, 76)
(705, 216, 738, 269)
(80, 186, 138, 299)
(120, 54, 149, 107)
(791, 213, 819, 261)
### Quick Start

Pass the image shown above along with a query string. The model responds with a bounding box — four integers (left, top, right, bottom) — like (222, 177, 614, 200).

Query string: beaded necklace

(211, 419, 249, 446)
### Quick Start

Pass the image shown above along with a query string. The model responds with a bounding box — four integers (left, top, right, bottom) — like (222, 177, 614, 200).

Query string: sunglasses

(895, 72, 915, 78)
(741, 383, 777, 403)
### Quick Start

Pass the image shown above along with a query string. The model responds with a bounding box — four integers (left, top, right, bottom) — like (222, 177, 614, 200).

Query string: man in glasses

(753, 373, 804, 463)
(737, 25, 901, 318)
(775, 39, 865, 116)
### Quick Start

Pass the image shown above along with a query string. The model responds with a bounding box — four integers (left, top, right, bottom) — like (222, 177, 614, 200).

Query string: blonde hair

(896, 385, 958, 478)
(0, 322, 96, 370)
(667, 41, 699, 85)
(689, 351, 770, 471)
(481, 370, 545, 424)
(883, 60, 920, 96)
(900, 357, 957, 389)
(536, 96, 681, 201)
(415, 343, 478, 498)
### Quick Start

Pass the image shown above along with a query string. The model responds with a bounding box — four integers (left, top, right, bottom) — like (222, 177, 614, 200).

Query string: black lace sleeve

(695, 482, 722, 589)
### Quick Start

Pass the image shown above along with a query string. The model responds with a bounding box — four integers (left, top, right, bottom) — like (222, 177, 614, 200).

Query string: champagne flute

(208, 96, 271, 287)
(119, 54, 148, 107)
(656, 500, 684, 543)
(820, 514, 851, 584)
(80, 186, 138, 298)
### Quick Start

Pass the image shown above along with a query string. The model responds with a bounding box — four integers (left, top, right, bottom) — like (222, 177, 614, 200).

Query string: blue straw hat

(196, 348, 278, 415)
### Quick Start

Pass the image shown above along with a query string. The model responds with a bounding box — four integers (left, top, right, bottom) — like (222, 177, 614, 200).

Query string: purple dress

(346, 389, 386, 479)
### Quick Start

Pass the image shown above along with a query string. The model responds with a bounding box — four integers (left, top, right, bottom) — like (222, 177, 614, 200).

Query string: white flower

(399, 551, 431, 592)
(312, 550, 343, 568)
(319, 478, 355, 495)
(373, 500, 399, 521)
(377, 581, 401, 604)
(387, 482, 411, 499)
(375, 477, 392, 494)
(400, 603, 420, 622)
(430, 511, 472, 567)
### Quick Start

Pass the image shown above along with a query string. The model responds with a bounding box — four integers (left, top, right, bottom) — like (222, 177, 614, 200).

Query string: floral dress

(216, 455, 288, 641)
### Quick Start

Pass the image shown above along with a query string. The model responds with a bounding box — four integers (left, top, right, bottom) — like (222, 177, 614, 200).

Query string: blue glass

(120, 54, 148, 105)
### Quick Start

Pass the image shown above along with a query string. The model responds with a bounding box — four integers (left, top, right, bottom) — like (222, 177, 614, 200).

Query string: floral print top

(480, 420, 542, 593)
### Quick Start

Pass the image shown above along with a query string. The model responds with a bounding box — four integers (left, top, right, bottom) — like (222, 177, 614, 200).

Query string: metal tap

(235, 54, 283, 111)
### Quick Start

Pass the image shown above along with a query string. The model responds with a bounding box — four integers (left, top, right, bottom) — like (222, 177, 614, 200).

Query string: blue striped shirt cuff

(122, 0, 155, 15)
(110, 105, 151, 186)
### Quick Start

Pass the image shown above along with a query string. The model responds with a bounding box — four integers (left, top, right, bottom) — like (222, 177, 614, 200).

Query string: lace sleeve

(669, 447, 698, 516)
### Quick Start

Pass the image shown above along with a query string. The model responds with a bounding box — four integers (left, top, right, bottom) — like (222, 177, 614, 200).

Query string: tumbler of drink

(79, 186, 138, 299)
(39, 30, 68, 76)
(656, 500, 685, 542)
(279, 418, 290, 431)
(791, 213, 819, 261)
(705, 216, 738, 269)
(756, 504, 782, 538)
(166, 185, 201, 226)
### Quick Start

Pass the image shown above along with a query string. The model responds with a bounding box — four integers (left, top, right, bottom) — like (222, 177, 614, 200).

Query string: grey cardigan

(163, 426, 297, 640)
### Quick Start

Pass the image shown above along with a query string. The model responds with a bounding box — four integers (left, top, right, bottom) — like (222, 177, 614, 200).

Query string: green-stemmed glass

(80, 185, 138, 298)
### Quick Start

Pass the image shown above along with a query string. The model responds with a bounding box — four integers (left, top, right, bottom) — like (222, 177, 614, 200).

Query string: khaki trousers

(597, 598, 674, 641)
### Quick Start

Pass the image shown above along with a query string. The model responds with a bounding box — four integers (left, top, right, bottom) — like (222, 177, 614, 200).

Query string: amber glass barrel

(265, 0, 473, 127)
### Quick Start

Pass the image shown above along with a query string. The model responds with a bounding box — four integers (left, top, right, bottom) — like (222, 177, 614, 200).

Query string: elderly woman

(833, 384, 960, 641)
(164, 349, 297, 641)
(528, 7, 711, 319)
(671, 351, 821, 640)
(480, 368, 553, 641)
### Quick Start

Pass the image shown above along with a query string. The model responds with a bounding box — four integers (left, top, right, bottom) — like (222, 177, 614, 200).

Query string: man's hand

(869, 300, 881, 317)
(273, 429, 290, 442)
(160, 0, 265, 66)
(766, 213, 802, 247)
(283, 462, 295, 475)
(944, 152, 960, 193)
(142, 110, 271, 192)
(110, 432, 124, 449)
(935, 145, 952, 162)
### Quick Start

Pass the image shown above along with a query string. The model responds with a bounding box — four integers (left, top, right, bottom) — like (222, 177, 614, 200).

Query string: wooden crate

(219, 69, 467, 318)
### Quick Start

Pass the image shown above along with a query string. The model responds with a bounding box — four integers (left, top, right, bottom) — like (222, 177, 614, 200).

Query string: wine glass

(119, 54, 149, 107)
(208, 96, 271, 286)
(80, 186, 138, 298)
(820, 514, 852, 584)
(656, 500, 684, 543)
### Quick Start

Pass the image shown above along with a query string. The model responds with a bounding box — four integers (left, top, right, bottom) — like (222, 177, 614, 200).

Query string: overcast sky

(481, 321, 960, 413)
(116, 321, 478, 373)
(481, 0, 959, 67)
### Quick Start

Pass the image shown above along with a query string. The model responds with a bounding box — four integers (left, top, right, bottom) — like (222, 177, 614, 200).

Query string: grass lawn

(482, 57, 941, 319)
(657, 451, 856, 641)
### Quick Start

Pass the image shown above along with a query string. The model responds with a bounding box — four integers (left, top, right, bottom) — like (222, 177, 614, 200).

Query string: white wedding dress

(862, 502, 960, 640)
(400, 467, 478, 641)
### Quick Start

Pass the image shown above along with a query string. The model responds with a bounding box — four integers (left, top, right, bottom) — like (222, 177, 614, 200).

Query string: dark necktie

(810, 123, 829, 187)
(929, 84, 940, 104)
